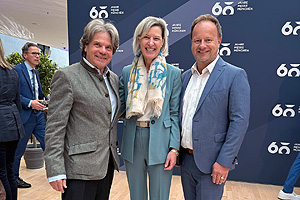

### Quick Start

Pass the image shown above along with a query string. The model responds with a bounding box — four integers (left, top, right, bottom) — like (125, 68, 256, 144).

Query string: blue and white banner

(68, 0, 300, 186)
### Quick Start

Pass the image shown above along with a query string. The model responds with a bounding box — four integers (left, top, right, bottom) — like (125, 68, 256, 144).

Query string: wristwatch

(171, 149, 179, 156)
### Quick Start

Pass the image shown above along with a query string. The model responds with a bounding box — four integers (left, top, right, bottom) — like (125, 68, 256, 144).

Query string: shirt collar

(24, 61, 34, 71)
(191, 55, 219, 75)
(83, 57, 109, 77)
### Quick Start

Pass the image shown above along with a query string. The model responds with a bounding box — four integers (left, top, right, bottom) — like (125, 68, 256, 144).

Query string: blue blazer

(14, 62, 45, 124)
(119, 64, 182, 165)
(180, 57, 250, 173)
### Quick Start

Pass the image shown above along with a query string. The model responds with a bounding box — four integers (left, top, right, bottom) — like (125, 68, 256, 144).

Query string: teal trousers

(124, 126, 173, 200)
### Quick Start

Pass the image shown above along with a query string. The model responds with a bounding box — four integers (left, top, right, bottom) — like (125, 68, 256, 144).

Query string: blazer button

(105, 93, 109, 97)
(108, 111, 112, 115)
(151, 120, 155, 124)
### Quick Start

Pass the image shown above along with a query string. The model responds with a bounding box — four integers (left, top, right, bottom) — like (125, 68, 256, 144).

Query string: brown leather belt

(136, 121, 150, 128)
(183, 148, 193, 154)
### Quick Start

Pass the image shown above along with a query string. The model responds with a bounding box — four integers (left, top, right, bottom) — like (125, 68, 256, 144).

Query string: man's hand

(211, 162, 229, 185)
(49, 179, 67, 193)
(164, 150, 177, 170)
(31, 100, 46, 110)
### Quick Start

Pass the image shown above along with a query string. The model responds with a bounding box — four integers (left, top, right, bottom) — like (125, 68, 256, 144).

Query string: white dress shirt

(181, 56, 219, 149)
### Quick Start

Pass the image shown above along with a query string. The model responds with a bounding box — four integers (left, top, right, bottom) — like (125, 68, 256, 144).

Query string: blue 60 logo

(268, 142, 290, 155)
(90, 6, 109, 19)
(277, 64, 300, 78)
(281, 21, 300, 36)
(219, 43, 231, 56)
(212, 2, 234, 16)
(272, 104, 296, 118)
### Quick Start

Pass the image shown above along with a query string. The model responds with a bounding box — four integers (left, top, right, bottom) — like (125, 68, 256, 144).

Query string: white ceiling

(0, 0, 68, 50)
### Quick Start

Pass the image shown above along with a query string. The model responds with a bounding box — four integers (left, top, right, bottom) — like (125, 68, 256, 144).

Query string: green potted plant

(6, 52, 57, 169)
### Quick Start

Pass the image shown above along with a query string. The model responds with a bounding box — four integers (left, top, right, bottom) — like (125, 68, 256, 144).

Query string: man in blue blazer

(180, 14, 250, 200)
(13, 42, 47, 188)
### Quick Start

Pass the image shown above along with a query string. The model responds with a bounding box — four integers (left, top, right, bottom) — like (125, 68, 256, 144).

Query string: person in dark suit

(180, 14, 250, 200)
(44, 19, 120, 200)
(13, 42, 47, 188)
(0, 38, 25, 200)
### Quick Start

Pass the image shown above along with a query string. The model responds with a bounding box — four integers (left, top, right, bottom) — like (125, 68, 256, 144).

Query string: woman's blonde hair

(0, 38, 12, 69)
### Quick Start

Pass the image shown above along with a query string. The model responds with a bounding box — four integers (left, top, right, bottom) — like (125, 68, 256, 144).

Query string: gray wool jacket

(44, 59, 120, 180)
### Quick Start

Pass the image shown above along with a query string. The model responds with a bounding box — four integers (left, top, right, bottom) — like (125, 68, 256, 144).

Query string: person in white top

(180, 14, 250, 200)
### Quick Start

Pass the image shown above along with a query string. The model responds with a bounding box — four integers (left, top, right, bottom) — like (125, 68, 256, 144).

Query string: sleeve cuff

(28, 100, 32, 108)
(48, 174, 67, 182)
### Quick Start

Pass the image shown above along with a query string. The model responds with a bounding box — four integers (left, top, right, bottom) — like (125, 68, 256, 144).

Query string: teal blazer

(119, 63, 181, 165)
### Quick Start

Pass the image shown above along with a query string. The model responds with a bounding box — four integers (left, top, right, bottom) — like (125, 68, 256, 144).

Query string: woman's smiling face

(139, 25, 164, 68)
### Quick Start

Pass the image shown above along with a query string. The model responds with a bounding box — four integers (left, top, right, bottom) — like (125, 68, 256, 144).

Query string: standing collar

(82, 57, 109, 77)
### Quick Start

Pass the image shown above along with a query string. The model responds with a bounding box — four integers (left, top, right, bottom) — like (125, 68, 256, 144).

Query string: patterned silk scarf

(126, 51, 167, 119)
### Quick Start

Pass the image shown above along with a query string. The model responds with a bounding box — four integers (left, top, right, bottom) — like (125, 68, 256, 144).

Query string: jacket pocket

(163, 119, 172, 128)
(214, 132, 226, 143)
(68, 141, 97, 156)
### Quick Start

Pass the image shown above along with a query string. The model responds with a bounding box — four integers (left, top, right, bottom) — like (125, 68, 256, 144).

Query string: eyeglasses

(29, 52, 41, 56)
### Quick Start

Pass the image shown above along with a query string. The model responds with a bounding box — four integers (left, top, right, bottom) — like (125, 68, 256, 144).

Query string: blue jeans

(283, 152, 300, 193)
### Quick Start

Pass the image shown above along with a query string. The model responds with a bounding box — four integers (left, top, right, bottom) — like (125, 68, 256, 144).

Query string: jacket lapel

(80, 59, 120, 124)
(107, 71, 121, 124)
(194, 57, 226, 114)
(21, 63, 35, 94)
(180, 69, 192, 117)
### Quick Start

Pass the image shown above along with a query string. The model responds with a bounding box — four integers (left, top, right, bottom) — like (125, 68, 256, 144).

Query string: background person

(278, 152, 300, 200)
(44, 19, 121, 200)
(12, 42, 46, 188)
(119, 16, 181, 200)
(180, 14, 250, 200)
(0, 38, 25, 200)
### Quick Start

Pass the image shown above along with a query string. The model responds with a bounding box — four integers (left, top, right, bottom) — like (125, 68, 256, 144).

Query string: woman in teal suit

(119, 16, 181, 200)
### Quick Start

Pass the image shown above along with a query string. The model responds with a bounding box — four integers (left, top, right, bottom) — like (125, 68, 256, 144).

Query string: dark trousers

(181, 152, 224, 200)
(13, 111, 46, 178)
(0, 140, 18, 200)
(62, 155, 115, 200)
